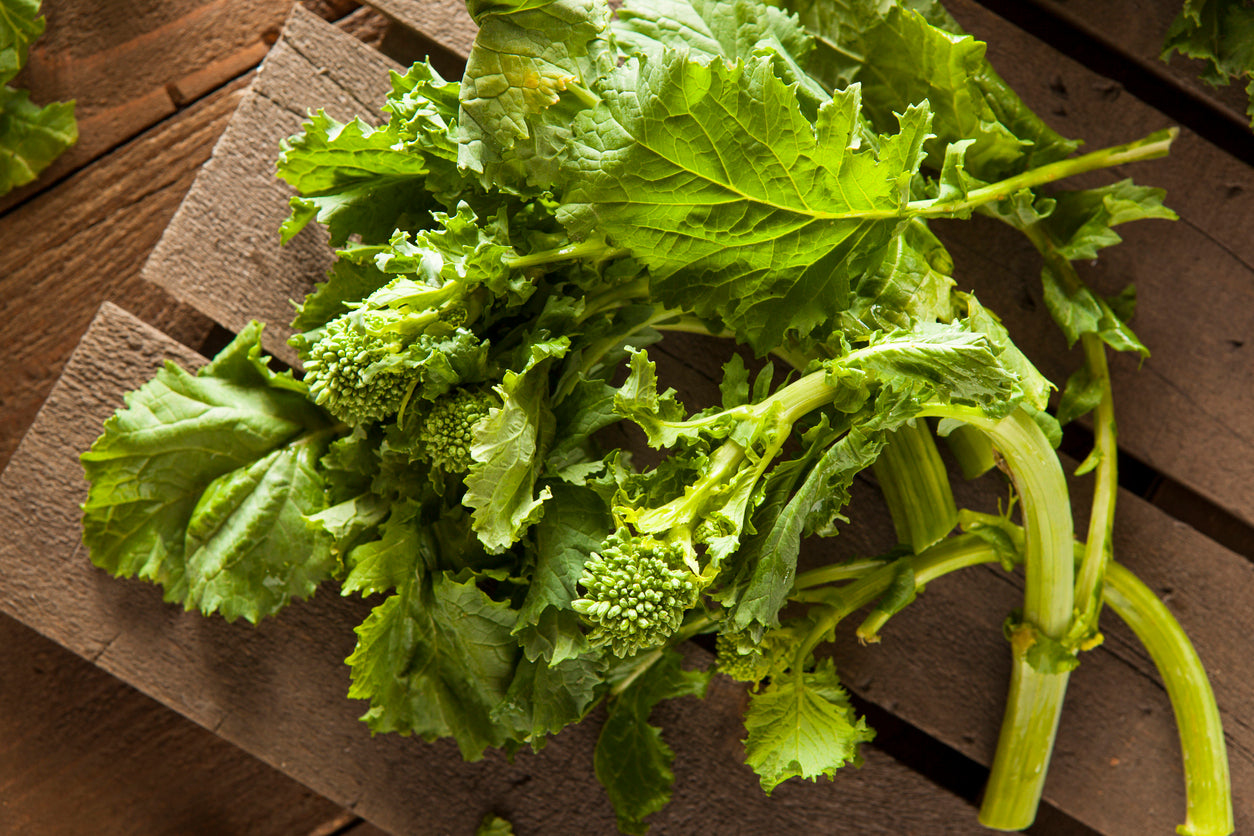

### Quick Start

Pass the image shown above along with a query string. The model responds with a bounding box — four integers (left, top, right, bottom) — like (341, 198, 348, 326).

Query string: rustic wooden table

(1, 1, 1251, 834)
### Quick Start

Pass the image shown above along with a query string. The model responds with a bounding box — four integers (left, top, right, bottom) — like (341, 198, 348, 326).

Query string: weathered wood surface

(366, 0, 477, 58)
(1028, 0, 1254, 131)
(0, 613, 350, 835)
(1, 0, 297, 213)
(0, 76, 243, 468)
(0, 301, 988, 836)
(0, 3, 405, 831)
(142, 5, 402, 368)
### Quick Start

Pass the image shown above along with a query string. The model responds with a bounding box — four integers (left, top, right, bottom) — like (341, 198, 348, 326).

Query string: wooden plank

(0, 302, 987, 836)
(1028, 0, 1254, 131)
(141, 5, 402, 369)
(0, 612, 350, 835)
(363, 0, 477, 58)
(0, 76, 255, 469)
(1, 0, 297, 213)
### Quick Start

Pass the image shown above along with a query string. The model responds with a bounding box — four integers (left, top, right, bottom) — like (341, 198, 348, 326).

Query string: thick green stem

(872, 420, 959, 553)
(921, 406, 1075, 829)
(912, 129, 1177, 218)
(944, 422, 998, 479)
(1018, 223, 1119, 639)
(504, 239, 626, 270)
(1103, 563, 1233, 836)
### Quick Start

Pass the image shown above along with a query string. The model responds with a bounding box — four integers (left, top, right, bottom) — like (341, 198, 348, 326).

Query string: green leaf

(346, 571, 522, 759)
(458, 0, 612, 185)
(1043, 181, 1177, 261)
(1040, 265, 1149, 357)
(743, 658, 874, 793)
(782, 0, 1078, 178)
(0, 0, 43, 85)
(961, 294, 1052, 411)
(290, 256, 391, 333)
(839, 321, 1022, 416)
(476, 814, 515, 836)
(493, 652, 602, 747)
(81, 323, 335, 621)
(613, 0, 829, 114)
(515, 482, 611, 663)
(180, 438, 334, 622)
(276, 110, 440, 245)
(562, 53, 935, 352)
(546, 376, 621, 477)
(341, 502, 426, 597)
(464, 342, 568, 552)
(1057, 364, 1103, 427)
(612, 349, 690, 448)
(844, 219, 957, 334)
(595, 648, 710, 834)
(0, 86, 75, 193)
(724, 427, 884, 636)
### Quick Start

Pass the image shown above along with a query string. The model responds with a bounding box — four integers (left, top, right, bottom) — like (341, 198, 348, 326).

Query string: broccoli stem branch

(916, 406, 1075, 830)
(1102, 562, 1233, 836)
(504, 239, 627, 270)
(910, 128, 1177, 218)
(1019, 220, 1119, 642)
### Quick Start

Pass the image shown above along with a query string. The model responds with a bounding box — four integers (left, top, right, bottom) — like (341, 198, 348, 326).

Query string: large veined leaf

(81, 323, 337, 622)
(743, 658, 874, 792)
(458, 0, 613, 184)
(782, 0, 1079, 178)
(562, 51, 934, 353)
(613, 0, 829, 112)
(346, 570, 522, 759)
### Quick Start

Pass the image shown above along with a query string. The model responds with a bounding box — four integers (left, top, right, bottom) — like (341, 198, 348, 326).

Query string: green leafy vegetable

(80, 1, 1232, 834)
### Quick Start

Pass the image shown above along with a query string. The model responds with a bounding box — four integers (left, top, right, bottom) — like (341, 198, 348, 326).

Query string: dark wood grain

(0, 303, 986, 836)
(0, 612, 349, 836)
(141, 5, 402, 368)
(0, 77, 248, 468)
(2, 0, 298, 212)
(1029, 0, 1254, 130)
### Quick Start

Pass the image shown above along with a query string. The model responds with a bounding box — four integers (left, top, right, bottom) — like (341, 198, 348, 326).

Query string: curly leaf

(346, 571, 522, 759)
(81, 323, 335, 621)
(743, 658, 874, 792)
(595, 648, 710, 834)
(563, 52, 935, 352)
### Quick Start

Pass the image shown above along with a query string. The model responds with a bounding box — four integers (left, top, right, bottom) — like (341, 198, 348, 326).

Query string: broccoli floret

(715, 632, 774, 683)
(411, 387, 498, 473)
(572, 530, 699, 657)
(304, 314, 414, 425)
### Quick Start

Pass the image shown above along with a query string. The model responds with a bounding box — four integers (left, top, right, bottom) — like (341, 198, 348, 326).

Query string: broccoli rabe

(408, 387, 498, 473)
(572, 530, 699, 657)
(303, 312, 417, 425)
